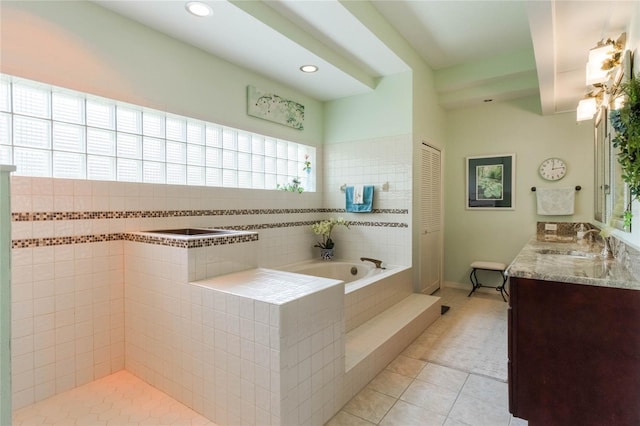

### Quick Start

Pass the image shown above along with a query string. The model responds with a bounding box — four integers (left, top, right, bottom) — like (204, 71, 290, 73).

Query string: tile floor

(12, 370, 216, 426)
(13, 287, 526, 426)
(325, 288, 527, 426)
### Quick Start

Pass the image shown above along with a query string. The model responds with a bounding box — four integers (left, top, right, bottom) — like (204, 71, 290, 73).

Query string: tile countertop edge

(506, 238, 640, 291)
(190, 267, 344, 305)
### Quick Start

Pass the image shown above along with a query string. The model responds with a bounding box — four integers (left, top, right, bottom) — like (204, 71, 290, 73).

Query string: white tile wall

(10, 241, 124, 409)
(125, 245, 344, 426)
(323, 135, 412, 266)
(9, 170, 411, 415)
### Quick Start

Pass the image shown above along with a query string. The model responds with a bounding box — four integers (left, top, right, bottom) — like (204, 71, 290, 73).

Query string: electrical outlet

(545, 223, 558, 231)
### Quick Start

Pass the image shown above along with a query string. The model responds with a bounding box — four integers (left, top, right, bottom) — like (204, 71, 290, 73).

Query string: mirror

(594, 106, 608, 223)
(594, 50, 633, 232)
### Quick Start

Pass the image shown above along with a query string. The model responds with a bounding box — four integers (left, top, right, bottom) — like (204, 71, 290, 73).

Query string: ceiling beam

(526, 0, 557, 115)
(229, 0, 377, 91)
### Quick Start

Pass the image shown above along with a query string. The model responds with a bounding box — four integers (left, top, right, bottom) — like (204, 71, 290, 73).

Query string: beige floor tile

(343, 388, 396, 424)
(325, 410, 377, 426)
(448, 393, 511, 426)
(400, 379, 459, 417)
(380, 400, 447, 426)
(460, 374, 508, 410)
(416, 363, 469, 394)
(12, 371, 218, 426)
(367, 370, 413, 398)
(385, 355, 426, 378)
(401, 340, 434, 360)
(443, 417, 472, 426)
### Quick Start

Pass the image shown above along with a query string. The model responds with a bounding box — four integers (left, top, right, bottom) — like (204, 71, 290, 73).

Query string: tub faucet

(360, 257, 385, 269)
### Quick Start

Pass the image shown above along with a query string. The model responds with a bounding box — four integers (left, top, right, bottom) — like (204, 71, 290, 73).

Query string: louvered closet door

(420, 143, 442, 294)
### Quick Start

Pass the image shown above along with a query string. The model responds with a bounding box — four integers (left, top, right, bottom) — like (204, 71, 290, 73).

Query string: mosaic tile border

(11, 233, 123, 248)
(12, 208, 409, 222)
(123, 232, 259, 249)
(11, 220, 408, 248)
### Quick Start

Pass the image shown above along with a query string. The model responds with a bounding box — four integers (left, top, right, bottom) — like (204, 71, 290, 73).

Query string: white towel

(536, 187, 575, 215)
(353, 184, 364, 204)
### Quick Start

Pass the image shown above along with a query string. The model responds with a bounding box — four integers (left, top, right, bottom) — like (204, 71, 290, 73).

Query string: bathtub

(279, 260, 386, 292)
(278, 259, 412, 332)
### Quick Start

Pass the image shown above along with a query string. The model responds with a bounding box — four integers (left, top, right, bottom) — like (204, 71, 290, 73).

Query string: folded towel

(346, 185, 373, 212)
(536, 187, 575, 215)
(353, 184, 364, 204)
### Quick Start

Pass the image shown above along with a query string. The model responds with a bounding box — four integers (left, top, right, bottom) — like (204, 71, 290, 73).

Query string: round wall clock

(539, 157, 567, 181)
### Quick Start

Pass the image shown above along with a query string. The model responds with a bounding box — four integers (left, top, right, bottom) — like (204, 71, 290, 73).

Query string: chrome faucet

(582, 229, 615, 260)
(360, 257, 385, 269)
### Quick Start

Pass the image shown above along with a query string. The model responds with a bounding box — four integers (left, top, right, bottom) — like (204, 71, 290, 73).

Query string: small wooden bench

(469, 261, 509, 301)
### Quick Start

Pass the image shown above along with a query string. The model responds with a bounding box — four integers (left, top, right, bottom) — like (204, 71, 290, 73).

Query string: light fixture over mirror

(576, 33, 626, 121)
(577, 97, 597, 121)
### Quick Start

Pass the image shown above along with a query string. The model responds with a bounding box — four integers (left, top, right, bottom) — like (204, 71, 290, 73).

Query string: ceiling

(92, 0, 634, 115)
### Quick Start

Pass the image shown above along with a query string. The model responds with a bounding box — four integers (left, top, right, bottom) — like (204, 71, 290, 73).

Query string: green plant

(311, 217, 349, 249)
(277, 177, 304, 193)
(610, 72, 640, 226)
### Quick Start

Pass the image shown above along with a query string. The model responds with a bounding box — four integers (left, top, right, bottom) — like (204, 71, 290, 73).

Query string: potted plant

(609, 72, 640, 229)
(311, 217, 349, 260)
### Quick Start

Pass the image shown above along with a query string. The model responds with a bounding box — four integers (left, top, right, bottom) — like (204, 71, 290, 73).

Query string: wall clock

(539, 157, 567, 181)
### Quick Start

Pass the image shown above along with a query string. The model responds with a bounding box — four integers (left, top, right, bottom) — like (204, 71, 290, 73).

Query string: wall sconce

(585, 34, 625, 85)
(577, 33, 626, 121)
(576, 97, 598, 121)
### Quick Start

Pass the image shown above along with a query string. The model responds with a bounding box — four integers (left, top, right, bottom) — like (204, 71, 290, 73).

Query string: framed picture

(247, 85, 304, 130)
(466, 153, 515, 209)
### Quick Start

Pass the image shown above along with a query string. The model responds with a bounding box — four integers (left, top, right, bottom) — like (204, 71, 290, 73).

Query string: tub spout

(360, 257, 385, 269)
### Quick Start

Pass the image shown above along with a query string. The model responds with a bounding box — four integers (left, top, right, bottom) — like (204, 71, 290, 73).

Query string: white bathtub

(278, 260, 392, 293)
(278, 260, 412, 332)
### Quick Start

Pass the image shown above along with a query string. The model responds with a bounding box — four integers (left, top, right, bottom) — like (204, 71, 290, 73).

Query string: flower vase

(320, 248, 335, 260)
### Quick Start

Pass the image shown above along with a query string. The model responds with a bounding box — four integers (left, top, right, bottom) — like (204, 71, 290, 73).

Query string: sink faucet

(582, 229, 615, 260)
(360, 257, 385, 269)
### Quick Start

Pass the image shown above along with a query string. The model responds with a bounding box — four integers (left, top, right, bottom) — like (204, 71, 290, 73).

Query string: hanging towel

(536, 187, 576, 215)
(346, 185, 374, 212)
(353, 184, 364, 204)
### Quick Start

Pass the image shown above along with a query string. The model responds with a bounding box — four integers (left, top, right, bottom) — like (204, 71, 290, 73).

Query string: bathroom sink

(535, 248, 599, 259)
(146, 228, 236, 236)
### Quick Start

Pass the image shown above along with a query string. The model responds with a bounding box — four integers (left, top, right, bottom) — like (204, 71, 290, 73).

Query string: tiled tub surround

(9, 174, 411, 412)
(124, 227, 344, 424)
(189, 269, 344, 426)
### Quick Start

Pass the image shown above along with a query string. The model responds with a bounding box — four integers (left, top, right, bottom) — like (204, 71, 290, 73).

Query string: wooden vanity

(507, 239, 640, 425)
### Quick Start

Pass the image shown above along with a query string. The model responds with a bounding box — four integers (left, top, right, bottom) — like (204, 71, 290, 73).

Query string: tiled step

(343, 293, 441, 396)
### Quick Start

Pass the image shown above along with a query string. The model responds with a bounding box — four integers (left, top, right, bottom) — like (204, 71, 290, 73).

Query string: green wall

(324, 72, 412, 144)
(0, 1, 323, 147)
(444, 96, 594, 286)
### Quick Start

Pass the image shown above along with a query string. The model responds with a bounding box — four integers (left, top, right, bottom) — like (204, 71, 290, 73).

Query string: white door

(420, 143, 442, 294)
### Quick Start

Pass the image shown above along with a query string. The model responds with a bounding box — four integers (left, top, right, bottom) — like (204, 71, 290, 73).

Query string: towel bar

(340, 182, 389, 192)
(531, 185, 581, 192)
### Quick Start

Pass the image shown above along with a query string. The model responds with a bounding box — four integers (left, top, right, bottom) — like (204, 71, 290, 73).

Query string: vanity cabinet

(509, 277, 640, 425)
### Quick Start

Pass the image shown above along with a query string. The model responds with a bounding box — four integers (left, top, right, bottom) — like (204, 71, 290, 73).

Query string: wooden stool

(469, 261, 508, 301)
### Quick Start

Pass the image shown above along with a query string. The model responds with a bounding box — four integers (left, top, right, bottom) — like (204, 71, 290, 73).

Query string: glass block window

(1, 74, 316, 191)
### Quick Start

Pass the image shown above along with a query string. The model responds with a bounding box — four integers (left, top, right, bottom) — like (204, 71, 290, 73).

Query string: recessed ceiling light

(300, 65, 318, 73)
(185, 2, 212, 17)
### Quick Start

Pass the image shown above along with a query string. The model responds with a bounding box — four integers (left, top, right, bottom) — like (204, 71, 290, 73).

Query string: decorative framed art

(466, 153, 515, 210)
(247, 85, 304, 130)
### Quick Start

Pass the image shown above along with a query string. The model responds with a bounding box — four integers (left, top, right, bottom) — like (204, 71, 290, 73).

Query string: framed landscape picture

(466, 153, 515, 210)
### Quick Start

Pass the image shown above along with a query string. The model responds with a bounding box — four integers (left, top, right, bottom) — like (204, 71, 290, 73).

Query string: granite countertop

(506, 238, 640, 291)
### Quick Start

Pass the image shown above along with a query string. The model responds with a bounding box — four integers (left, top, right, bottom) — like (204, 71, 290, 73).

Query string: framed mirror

(594, 106, 608, 223)
(594, 49, 633, 232)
